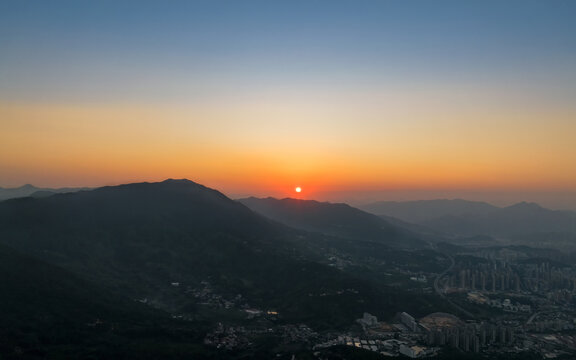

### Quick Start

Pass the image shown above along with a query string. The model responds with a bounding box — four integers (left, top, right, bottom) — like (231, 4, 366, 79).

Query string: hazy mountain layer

(238, 197, 428, 249)
(360, 199, 498, 223)
(0, 184, 91, 201)
(420, 202, 573, 234)
(361, 199, 576, 249)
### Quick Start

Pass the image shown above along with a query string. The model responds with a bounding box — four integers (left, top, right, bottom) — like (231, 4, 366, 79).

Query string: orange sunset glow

(1, 1, 575, 209)
(2, 102, 575, 198)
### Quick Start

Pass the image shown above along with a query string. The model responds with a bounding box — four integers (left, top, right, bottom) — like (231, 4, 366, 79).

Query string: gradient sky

(1, 1, 576, 207)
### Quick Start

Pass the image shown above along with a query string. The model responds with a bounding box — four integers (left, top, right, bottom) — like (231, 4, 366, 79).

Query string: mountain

(238, 197, 428, 249)
(361, 199, 576, 250)
(360, 199, 498, 223)
(0, 179, 404, 330)
(0, 184, 90, 201)
(0, 243, 210, 359)
(425, 202, 576, 238)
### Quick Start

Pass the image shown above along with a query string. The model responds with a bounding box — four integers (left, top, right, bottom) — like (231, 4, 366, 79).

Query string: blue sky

(2, 0, 575, 104)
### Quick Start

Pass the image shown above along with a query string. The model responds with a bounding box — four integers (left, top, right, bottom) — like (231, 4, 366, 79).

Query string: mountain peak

(506, 201, 544, 211)
(111, 178, 206, 190)
(158, 178, 207, 188)
(161, 178, 196, 184)
(19, 184, 37, 190)
(279, 197, 322, 204)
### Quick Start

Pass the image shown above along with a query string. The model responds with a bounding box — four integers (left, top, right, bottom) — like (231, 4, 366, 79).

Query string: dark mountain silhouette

(238, 197, 428, 249)
(0, 184, 90, 201)
(0, 179, 410, 329)
(0, 243, 210, 359)
(360, 199, 498, 223)
(0, 244, 141, 324)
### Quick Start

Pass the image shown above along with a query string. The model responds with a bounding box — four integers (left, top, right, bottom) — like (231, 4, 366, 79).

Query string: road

(433, 250, 476, 319)
(526, 311, 540, 325)
(433, 251, 455, 295)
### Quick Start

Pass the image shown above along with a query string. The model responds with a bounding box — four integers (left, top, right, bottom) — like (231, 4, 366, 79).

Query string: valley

(0, 180, 575, 359)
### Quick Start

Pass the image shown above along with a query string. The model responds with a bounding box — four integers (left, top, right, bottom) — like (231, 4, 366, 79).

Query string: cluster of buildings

(277, 324, 317, 345)
(425, 322, 516, 352)
(338, 312, 440, 358)
(197, 252, 576, 358)
(204, 323, 318, 351)
(525, 310, 576, 333)
(347, 309, 568, 357)
(448, 265, 522, 292)
(410, 275, 428, 283)
(523, 333, 576, 358)
(203, 323, 253, 350)
(519, 262, 576, 294)
(447, 259, 576, 298)
(188, 281, 246, 309)
(546, 289, 576, 304)
(314, 335, 439, 358)
(467, 292, 532, 313)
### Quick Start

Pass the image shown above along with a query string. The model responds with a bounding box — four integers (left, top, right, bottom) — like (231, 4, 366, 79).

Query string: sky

(1, 1, 576, 208)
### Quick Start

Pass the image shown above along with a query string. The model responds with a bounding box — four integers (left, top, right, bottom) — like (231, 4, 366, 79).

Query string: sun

(295, 187, 302, 193)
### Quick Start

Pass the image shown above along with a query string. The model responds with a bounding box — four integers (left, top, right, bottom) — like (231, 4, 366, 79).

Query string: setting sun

(295, 187, 302, 193)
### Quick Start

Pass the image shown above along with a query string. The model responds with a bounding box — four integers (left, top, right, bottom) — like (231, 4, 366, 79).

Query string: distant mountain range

(238, 197, 428, 249)
(361, 199, 576, 249)
(361, 199, 499, 224)
(0, 184, 91, 201)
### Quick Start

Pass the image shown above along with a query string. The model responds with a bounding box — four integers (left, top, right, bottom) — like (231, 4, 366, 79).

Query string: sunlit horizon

(1, 1, 575, 209)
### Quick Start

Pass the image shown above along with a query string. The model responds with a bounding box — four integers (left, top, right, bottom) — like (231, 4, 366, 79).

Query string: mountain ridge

(360, 199, 499, 223)
(360, 199, 576, 249)
(0, 183, 91, 201)
(238, 196, 428, 249)
(0, 179, 409, 330)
